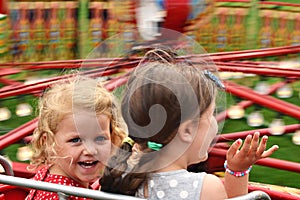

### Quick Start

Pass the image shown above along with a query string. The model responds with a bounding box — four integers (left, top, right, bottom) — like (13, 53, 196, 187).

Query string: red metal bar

(225, 81, 300, 120)
(260, 1, 300, 7)
(256, 157, 300, 173)
(209, 46, 300, 61)
(22, 60, 139, 70)
(216, 81, 293, 122)
(0, 60, 138, 94)
(0, 78, 23, 86)
(0, 78, 42, 98)
(216, 124, 300, 142)
(248, 185, 300, 200)
(105, 76, 129, 92)
(12, 162, 34, 179)
(203, 45, 300, 58)
(233, 61, 281, 66)
(215, 61, 300, 72)
(0, 118, 38, 141)
(0, 68, 120, 99)
(0, 119, 38, 149)
(0, 68, 21, 76)
(216, 65, 300, 78)
(0, 57, 139, 68)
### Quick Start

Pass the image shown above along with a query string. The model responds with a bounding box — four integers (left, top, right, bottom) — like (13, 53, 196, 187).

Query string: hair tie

(122, 137, 135, 146)
(147, 141, 163, 151)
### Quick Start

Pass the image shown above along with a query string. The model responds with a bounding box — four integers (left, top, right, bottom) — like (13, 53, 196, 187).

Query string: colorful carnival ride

(0, 0, 300, 199)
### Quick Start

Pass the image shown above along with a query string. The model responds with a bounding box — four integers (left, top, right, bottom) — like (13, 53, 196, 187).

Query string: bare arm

(201, 174, 228, 200)
(224, 132, 279, 198)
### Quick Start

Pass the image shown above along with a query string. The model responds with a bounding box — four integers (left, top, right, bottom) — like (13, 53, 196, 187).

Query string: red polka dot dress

(25, 166, 92, 200)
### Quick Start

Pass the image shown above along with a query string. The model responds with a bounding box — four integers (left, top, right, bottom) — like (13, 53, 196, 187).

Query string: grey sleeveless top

(136, 170, 206, 200)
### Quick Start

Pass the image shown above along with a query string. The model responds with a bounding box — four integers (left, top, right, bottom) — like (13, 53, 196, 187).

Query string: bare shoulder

(200, 174, 227, 200)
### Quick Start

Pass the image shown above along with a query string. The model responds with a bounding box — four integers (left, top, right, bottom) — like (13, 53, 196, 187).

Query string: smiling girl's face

(49, 111, 111, 188)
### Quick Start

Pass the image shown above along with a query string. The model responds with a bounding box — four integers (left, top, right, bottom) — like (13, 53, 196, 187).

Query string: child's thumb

(226, 139, 242, 159)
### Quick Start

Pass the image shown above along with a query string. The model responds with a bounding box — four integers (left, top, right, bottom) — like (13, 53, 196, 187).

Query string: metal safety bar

(227, 191, 271, 200)
(0, 174, 273, 200)
(0, 173, 273, 200)
(0, 174, 142, 200)
(0, 157, 271, 200)
(0, 155, 14, 176)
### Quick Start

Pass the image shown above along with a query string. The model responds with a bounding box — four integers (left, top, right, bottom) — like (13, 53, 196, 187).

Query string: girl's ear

(40, 132, 47, 146)
(177, 119, 195, 143)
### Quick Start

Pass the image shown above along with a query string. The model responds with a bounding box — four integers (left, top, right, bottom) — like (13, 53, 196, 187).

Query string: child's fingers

(249, 132, 260, 156)
(257, 135, 268, 156)
(261, 145, 279, 158)
(239, 134, 252, 156)
(227, 138, 242, 159)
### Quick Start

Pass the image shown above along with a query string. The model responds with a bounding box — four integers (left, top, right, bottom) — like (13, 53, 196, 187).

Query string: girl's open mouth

(78, 161, 99, 168)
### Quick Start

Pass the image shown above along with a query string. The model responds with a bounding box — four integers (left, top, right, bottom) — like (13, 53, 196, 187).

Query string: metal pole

(0, 174, 143, 200)
(227, 191, 271, 200)
(216, 124, 300, 142)
(225, 81, 300, 120)
(216, 81, 291, 122)
(0, 155, 14, 176)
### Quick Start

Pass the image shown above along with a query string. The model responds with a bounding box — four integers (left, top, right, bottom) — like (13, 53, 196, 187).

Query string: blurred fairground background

(0, 0, 299, 61)
(0, 0, 300, 197)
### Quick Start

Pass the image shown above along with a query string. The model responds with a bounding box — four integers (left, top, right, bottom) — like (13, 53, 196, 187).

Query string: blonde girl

(26, 76, 127, 200)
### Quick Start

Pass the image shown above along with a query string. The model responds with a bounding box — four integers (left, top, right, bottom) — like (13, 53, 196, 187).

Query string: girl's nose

(83, 144, 98, 155)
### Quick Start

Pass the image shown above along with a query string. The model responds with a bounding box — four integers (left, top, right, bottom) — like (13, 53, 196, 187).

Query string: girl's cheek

(96, 143, 112, 162)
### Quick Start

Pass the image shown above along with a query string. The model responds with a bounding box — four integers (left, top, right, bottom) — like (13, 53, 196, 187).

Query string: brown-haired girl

(100, 49, 278, 199)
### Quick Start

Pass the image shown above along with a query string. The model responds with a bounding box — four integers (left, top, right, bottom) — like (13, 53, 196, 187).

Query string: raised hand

(226, 132, 279, 171)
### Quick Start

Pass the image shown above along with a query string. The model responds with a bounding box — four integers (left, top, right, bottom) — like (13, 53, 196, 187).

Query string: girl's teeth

(78, 161, 98, 168)
(82, 164, 93, 169)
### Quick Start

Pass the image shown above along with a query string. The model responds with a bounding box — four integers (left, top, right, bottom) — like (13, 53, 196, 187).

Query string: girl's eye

(95, 136, 108, 142)
(69, 137, 81, 143)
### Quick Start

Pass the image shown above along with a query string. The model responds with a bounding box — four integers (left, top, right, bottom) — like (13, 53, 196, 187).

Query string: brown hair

(29, 76, 127, 170)
(101, 48, 219, 195)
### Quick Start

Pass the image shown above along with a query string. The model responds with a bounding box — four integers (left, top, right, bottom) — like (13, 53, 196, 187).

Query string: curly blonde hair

(29, 76, 127, 170)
